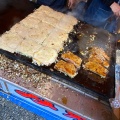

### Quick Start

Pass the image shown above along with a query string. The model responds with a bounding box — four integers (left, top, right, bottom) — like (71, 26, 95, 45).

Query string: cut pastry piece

(0, 39, 15, 53)
(56, 14, 77, 33)
(1, 32, 23, 51)
(27, 31, 46, 45)
(91, 47, 110, 61)
(22, 22, 54, 44)
(33, 47, 58, 66)
(34, 5, 64, 22)
(42, 29, 68, 52)
(56, 21, 75, 33)
(61, 15, 78, 26)
(54, 60, 78, 78)
(83, 61, 108, 78)
(10, 23, 30, 38)
(42, 37, 64, 52)
(20, 16, 40, 28)
(16, 40, 41, 58)
(28, 11, 46, 21)
(88, 54, 109, 68)
(48, 10, 64, 20)
(33, 7, 58, 27)
(33, 6, 63, 20)
(61, 51, 82, 69)
(36, 5, 54, 15)
(40, 14, 58, 27)
(37, 22, 54, 35)
(48, 28, 68, 42)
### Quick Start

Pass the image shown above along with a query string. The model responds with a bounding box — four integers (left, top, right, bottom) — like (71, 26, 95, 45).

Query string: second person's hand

(67, 0, 77, 9)
(110, 2, 120, 16)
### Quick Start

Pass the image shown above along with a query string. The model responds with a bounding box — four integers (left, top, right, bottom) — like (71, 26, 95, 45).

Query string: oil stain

(62, 97, 68, 105)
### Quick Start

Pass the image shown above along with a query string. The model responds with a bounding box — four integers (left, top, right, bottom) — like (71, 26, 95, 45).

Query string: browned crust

(91, 47, 110, 61)
(61, 51, 82, 69)
(54, 60, 77, 78)
(83, 61, 108, 78)
(88, 54, 109, 68)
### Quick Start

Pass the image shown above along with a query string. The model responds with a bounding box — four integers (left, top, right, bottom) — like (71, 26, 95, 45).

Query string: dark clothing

(73, 0, 119, 33)
(87, 0, 119, 7)
(84, 0, 118, 33)
(101, 0, 119, 6)
(36, 0, 67, 11)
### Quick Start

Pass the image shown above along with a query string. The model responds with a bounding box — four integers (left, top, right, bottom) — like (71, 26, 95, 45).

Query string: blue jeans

(73, 0, 117, 33)
(84, 0, 117, 33)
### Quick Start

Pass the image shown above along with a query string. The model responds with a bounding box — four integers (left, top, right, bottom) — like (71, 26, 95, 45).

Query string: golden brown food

(91, 47, 110, 61)
(61, 51, 82, 69)
(88, 54, 109, 68)
(83, 61, 108, 78)
(54, 60, 78, 78)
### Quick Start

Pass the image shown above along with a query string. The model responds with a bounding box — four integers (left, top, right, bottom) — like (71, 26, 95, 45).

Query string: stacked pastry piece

(83, 47, 110, 78)
(0, 5, 77, 66)
(54, 51, 82, 78)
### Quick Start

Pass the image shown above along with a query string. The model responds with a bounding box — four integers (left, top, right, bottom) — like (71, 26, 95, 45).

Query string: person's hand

(110, 2, 120, 16)
(67, 0, 77, 9)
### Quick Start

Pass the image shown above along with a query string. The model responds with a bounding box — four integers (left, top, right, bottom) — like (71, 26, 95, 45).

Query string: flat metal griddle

(0, 22, 116, 103)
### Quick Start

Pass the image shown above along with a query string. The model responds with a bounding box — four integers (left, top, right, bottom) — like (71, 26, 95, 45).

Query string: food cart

(0, 1, 119, 120)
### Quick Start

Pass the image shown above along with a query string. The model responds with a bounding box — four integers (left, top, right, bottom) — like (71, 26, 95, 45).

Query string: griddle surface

(0, 22, 116, 103)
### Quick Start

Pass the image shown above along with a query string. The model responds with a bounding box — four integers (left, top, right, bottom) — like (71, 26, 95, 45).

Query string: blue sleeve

(101, 0, 119, 6)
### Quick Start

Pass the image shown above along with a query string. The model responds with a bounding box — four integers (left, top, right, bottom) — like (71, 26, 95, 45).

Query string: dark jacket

(87, 0, 119, 7)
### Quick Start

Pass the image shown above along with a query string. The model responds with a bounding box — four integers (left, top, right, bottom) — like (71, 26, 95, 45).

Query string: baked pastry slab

(33, 47, 58, 66)
(0, 5, 78, 67)
(54, 60, 78, 78)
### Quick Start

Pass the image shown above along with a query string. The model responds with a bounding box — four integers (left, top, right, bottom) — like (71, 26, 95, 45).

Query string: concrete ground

(0, 96, 45, 120)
